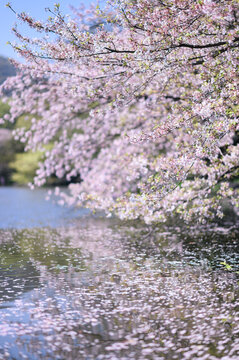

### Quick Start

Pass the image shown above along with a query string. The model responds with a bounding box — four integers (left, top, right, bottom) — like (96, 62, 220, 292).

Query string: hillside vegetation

(0, 56, 15, 85)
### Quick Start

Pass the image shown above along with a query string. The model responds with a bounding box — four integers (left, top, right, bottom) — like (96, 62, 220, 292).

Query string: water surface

(0, 187, 88, 228)
(0, 188, 238, 359)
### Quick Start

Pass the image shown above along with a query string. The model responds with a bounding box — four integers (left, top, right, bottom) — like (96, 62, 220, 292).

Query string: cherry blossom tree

(1, 0, 239, 223)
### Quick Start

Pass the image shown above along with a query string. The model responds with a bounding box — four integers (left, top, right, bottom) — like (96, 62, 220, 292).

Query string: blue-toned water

(0, 187, 89, 228)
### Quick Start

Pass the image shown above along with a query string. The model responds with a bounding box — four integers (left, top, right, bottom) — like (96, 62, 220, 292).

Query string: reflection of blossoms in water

(0, 221, 238, 359)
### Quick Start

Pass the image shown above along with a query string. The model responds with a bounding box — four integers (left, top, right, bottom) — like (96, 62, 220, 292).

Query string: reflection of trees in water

(114, 223, 239, 272)
(14, 260, 239, 359)
(0, 226, 88, 308)
(0, 222, 237, 359)
(0, 242, 40, 305)
(0, 222, 238, 359)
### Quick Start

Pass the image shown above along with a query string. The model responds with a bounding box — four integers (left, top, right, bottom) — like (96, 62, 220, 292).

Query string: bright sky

(0, 0, 102, 60)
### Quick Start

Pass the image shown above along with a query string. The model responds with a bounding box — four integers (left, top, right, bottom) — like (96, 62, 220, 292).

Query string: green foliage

(15, 114, 32, 130)
(0, 135, 14, 184)
(220, 260, 239, 274)
(0, 137, 15, 162)
(220, 260, 232, 270)
(9, 151, 43, 185)
(0, 100, 10, 119)
(0, 100, 13, 129)
(0, 109, 47, 185)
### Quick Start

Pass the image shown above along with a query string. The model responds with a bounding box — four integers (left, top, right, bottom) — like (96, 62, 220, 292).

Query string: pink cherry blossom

(1, 0, 239, 223)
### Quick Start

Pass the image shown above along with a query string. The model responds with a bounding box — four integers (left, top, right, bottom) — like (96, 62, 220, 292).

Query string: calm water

(0, 187, 89, 228)
(0, 187, 238, 359)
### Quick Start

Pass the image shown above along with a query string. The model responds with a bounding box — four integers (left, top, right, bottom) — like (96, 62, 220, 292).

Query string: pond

(0, 187, 238, 359)
(0, 187, 89, 229)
